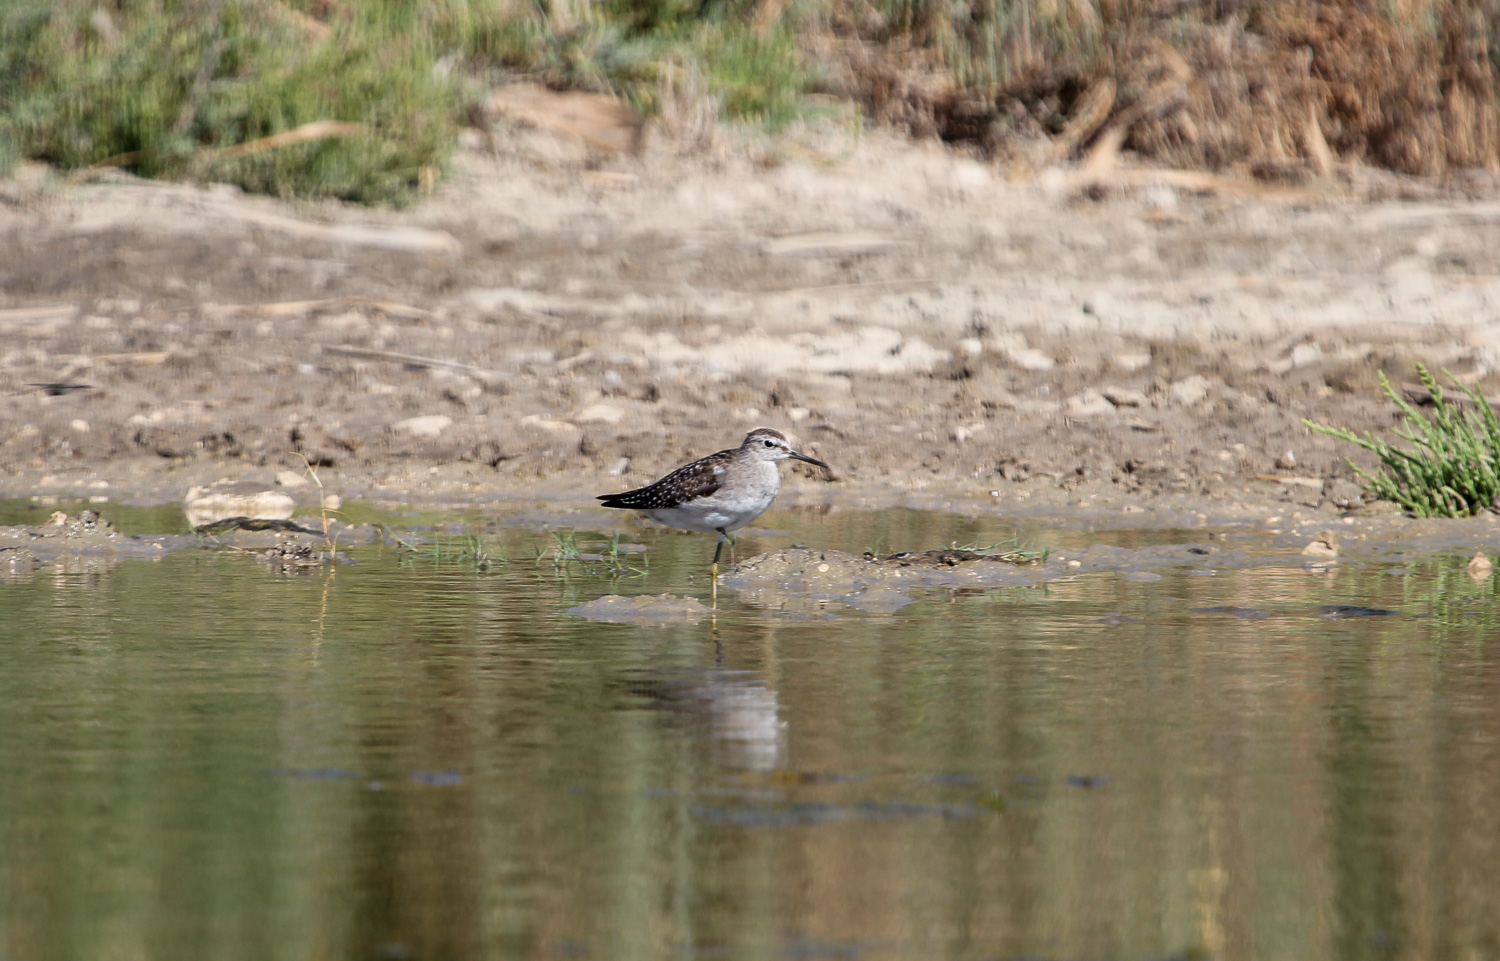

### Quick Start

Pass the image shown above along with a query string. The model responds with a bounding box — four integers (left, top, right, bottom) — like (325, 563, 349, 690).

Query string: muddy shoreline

(5, 129, 1500, 545)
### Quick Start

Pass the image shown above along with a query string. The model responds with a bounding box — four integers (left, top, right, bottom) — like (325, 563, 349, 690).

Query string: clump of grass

(952, 534, 1050, 565)
(536, 529, 648, 575)
(2, 0, 459, 205)
(1304, 365, 1500, 518)
(389, 528, 497, 571)
(0, 0, 817, 203)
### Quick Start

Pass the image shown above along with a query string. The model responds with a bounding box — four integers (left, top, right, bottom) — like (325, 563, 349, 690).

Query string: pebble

(392, 414, 453, 437)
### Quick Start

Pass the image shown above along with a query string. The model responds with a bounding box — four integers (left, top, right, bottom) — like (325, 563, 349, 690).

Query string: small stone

(1289, 342, 1323, 368)
(1168, 375, 1212, 407)
(318, 311, 369, 332)
(573, 403, 624, 424)
(69, 419, 90, 433)
(519, 414, 581, 436)
(1005, 347, 1056, 371)
(392, 414, 453, 437)
(1468, 550, 1493, 581)
(276, 470, 309, 488)
(950, 423, 986, 443)
(1066, 388, 1116, 417)
(1102, 386, 1148, 408)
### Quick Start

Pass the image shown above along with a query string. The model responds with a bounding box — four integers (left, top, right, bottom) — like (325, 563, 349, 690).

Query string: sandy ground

(5, 123, 1500, 532)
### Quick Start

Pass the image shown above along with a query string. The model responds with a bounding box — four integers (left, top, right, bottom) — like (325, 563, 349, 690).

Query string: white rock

(1289, 343, 1323, 368)
(573, 403, 625, 424)
(1006, 347, 1056, 371)
(1066, 388, 1117, 417)
(1168, 375, 1212, 407)
(1101, 386, 1148, 408)
(392, 414, 453, 437)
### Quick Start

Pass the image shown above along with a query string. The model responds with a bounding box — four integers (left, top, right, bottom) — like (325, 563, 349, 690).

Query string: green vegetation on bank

(3, 1, 1499, 204)
(0, 0, 810, 203)
(1305, 366, 1500, 519)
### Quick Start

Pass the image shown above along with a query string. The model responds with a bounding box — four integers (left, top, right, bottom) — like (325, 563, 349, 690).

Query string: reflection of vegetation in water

(1394, 553, 1498, 645)
(1304, 364, 1500, 518)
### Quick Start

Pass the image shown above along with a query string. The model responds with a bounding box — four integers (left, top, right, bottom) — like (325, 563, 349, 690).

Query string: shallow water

(2, 505, 1499, 961)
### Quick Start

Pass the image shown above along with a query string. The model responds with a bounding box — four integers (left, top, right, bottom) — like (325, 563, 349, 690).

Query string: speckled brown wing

(597, 449, 732, 510)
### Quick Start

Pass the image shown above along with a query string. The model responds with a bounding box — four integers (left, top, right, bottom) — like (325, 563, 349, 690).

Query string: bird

(597, 427, 829, 592)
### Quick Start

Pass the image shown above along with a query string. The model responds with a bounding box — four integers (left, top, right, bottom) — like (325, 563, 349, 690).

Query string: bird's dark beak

(789, 449, 829, 470)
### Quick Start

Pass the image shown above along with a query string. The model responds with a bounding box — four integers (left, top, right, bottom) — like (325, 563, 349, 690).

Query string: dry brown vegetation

(3, 0, 1497, 206)
(826, 0, 1500, 180)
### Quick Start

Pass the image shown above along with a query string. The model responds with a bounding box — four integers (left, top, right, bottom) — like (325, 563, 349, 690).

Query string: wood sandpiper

(597, 428, 830, 594)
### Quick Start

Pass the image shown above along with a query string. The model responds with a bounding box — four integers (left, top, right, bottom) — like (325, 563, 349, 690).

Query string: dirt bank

(4, 127, 1500, 527)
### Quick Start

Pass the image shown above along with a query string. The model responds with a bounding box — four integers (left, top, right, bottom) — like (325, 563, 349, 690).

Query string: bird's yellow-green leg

(711, 530, 727, 607)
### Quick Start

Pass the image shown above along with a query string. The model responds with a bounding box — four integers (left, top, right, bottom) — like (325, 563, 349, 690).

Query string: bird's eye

(763, 439, 774, 447)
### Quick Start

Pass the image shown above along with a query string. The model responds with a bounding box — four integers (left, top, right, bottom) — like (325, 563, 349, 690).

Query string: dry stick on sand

(1049, 79, 1116, 163)
(197, 121, 367, 162)
(322, 345, 502, 383)
(1301, 102, 1336, 179)
(204, 296, 442, 322)
(80, 121, 367, 176)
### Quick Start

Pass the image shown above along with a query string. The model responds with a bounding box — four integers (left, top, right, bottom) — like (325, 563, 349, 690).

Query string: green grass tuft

(1, 0, 459, 205)
(0, 0, 819, 203)
(1303, 365, 1500, 518)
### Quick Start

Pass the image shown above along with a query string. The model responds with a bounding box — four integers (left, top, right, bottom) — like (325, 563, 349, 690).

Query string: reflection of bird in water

(620, 667, 785, 772)
(597, 428, 829, 598)
(9, 383, 93, 397)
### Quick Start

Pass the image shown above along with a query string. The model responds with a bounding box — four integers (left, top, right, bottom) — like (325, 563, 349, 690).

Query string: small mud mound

(879, 548, 1043, 568)
(0, 509, 180, 577)
(6, 508, 120, 541)
(725, 548, 1055, 614)
(723, 548, 916, 613)
(568, 593, 711, 624)
(724, 542, 1277, 614)
(0, 509, 157, 556)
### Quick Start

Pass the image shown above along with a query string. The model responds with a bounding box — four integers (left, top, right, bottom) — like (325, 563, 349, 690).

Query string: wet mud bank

(0, 508, 384, 581)
(6, 132, 1500, 532)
